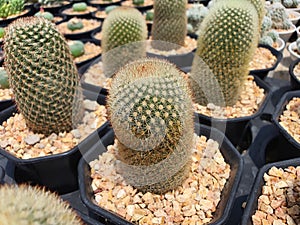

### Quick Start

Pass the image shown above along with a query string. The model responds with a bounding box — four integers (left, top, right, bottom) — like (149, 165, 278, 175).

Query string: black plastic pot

(78, 56, 109, 96)
(195, 75, 271, 150)
(289, 58, 300, 90)
(78, 123, 243, 225)
(60, 5, 98, 20)
(241, 158, 300, 225)
(0, 92, 109, 195)
(188, 0, 211, 6)
(71, 38, 101, 68)
(33, 1, 72, 15)
(271, 90, 300, 156)
(0, 99, 14, 112)
(250, 44, 283, 80)
(89, 0, 124, 7)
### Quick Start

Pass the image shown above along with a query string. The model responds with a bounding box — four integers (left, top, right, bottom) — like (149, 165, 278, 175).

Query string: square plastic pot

(78, 123, 243, 225)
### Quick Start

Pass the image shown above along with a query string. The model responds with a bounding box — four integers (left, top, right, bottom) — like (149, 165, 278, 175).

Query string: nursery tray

(78, 123, 243, 225)
(241, 158, 300, 225)
(0, 91, 110, 195)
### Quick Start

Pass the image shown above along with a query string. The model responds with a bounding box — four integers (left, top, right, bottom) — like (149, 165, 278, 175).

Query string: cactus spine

(102, 6, 147, 77)
(0, 0, 24, 18)
(108, 58, 194, 194)
(189, 0, 260, 106)
(151, 0, 187, 51)
(4, 17, 84, 135)
(0, 185, 82, 224)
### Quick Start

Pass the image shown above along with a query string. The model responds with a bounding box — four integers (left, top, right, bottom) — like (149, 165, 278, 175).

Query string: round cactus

(261, 15, 273, 35)
(34, 10, 54, 21)
(69, 40, 85, 57)
(102, 6, 147, 77)
(282, 0, 299, 8)
(67, 18, 84, 31)
(259, 35, 274, 46)
(0, 67, 9, 89)
(133, 0, 144, 6)
(4, 17, 84, 135)
(72, 2, 87, 12)
(151, 0, 187, 51)
(108, 58, 194, 194)
(189, 0, 260, 106)
(267, 29, 279, 41)
(105, 5, 118, 14)
(0, 185, 82, 224)
(186, 3, 209, 34)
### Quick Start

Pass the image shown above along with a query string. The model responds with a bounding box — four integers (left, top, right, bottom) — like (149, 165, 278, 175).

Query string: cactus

(4, 17, 84, 135)
(34, 9, 54, 21)
(266, 2, 293, 30)
(0, 0, 24, 18)
(102, 6, 147, 77)
(67, 18, 84, 31)
(105, 5, 117, 14)
(189, 0, 260, 106)
(0, 67, 9, 89)
(108, 58, 194, 194)
(72, 2, 87, 12)
(145, 10, 153, 21)
(0, 185, 82, 224)
(133, 0, 144, 6)
(69, 40, 85, 57)
(0, 27, 4, 38)
(186, 3, 209, 35)
(247, 0, 265, 24)
(151, 0, 187, 51)
(259, 35, 274, 45)
(282, 0, 299, 8)
(261, 15, 273, 35)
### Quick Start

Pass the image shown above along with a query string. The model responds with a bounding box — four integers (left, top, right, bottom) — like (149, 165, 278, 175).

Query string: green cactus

(0, 67, 9, 89)
(105, 5, 118, 14)
(34, 10, 54, 21)
(4, 17, 84, 135)
(69, 40, 85, 57)
(0, 27, 5, 38)
(259, 35, 274, 45)
(0, 185, 82, 224)
(0, 0, 24, 18)
(72, 2, 87, 12)
(189, 0, 260, 106)
(266, 2, 293, 30)
(133, 0, 144, 6)
(102, 6, 147, 77)
(108, 58, 194, 194)
(247, 0, 265, 24)
(67, 18, 84, 31)
(145, 10, 153, 21)
(151, 0, 187, 51)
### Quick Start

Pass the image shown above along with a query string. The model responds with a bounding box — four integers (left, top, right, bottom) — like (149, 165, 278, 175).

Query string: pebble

(24, 134, 40, 145)
(249, 47, 277, 70)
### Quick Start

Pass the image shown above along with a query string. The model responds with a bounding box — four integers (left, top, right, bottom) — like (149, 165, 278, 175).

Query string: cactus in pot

(0, 0, 24, 18)
(102, 6, 147, 77)
(266, 2, 293, 30)
(107, 58, 194, 194)
(4, 16, 84, 135)
(151, 0, 187, 51)
(282, 0, 300, 8)
(189, 0, 260, 106)
(0, 185, 82, 224)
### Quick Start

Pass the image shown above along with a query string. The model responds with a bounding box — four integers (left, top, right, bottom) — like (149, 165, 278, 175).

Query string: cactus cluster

(108, 58, 194, 194)
(34, 9, 54, 21)
(151, 0, 187, 51)
(282, 0, 300, 8)
(186, 3, 209, 35)
(0, 185, 82, 224)
(189, 0, 260, 106)
(266, 2, 293, 30)
(102, 6, 147, 77)
(259, 15, 280, 47)
(0, 0, 24, 18)
(4, 17, 84, 135)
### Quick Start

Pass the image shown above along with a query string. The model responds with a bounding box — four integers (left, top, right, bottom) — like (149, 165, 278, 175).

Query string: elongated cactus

(4, 17, 84, 135)
(0, 185, 82, 224)
(151, 0, 187, 51)
(0, 0, 24, 18)
(108, 58, 194, 194)
(102, 6, 147, 77)
(189, 0, 260, 106)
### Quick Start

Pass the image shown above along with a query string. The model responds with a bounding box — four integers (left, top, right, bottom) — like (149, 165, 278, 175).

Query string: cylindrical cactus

(0, 0, 24, 18)
(102, 6, 147, 77)
(108, 58, 194, 194)
(189, 0, 260, 106)
(151, 0, 187, 51)
(4, 17, 84, 135)
(0, 185, 82, 224)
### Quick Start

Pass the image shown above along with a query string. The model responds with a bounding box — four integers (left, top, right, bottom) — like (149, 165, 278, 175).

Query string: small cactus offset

(189, 0, 260, 106)
(4, 17, 84, 135)
(151, 0, 187, 51)
(102, 6, 147, 77)
(0, 0, 24, 18)
(266, 2, 293, 30)
(0, 185, 82, 224)
(108, 58, 194, 194)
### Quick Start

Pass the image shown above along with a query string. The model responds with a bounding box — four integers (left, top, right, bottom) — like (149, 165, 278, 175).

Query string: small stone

(71, 129, 81, 139)
(116, 189, 127, 199)
(24, 134, 40, 145)
(84, 99, 98, 111)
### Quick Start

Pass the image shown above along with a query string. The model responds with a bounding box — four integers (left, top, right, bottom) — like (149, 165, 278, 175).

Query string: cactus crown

(266, 2, 293, 30)
(108, 58, 194, 194)
(0, 185, 82, 225)
(4, 17, 83, 135)
(189, 0, 260, 106)
(151, 0, 187, 51)
(102, 6, 147, 76)
(0, 0, 24, 18)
